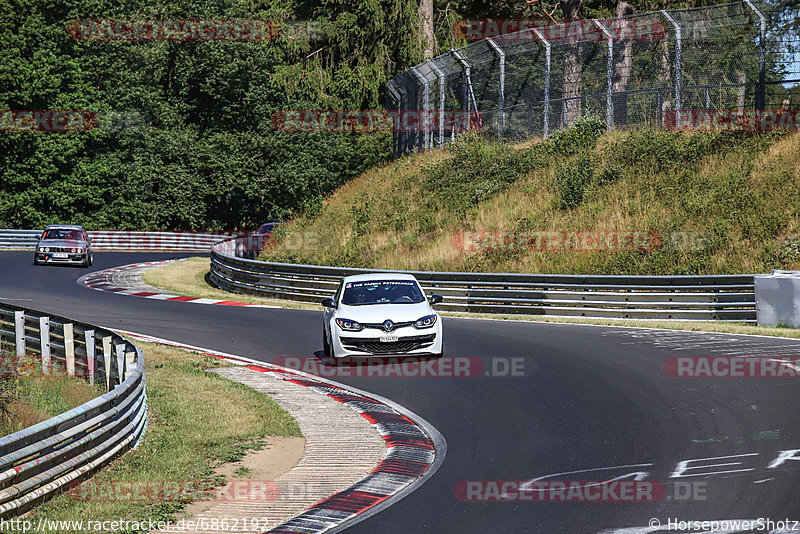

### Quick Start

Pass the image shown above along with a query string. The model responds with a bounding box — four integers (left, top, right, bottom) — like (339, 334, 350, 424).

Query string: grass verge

(141, 257, 318, 310)
(0, 353, 103, 437)
(9, 341, 301, 534)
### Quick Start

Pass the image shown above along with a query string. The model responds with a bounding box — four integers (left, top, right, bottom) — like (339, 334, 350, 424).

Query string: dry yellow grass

(262, 128, 800, 276)
(141, 258, 320, 310)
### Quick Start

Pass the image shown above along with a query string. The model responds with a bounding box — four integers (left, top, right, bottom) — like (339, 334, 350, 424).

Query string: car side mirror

(321, 298, 337, 308)
(429, 294, 443, 305)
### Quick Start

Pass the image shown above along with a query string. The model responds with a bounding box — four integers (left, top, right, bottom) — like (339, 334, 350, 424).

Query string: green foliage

(556, 153, 594, 210)
(0, 0, 410, 230)
(548, 114, 606, 156)
(423, 132, 539, 217)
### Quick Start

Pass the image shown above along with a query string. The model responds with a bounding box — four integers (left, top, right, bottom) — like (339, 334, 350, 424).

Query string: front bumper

(332, 324, 442, 357)
(35, 253, 88, 264)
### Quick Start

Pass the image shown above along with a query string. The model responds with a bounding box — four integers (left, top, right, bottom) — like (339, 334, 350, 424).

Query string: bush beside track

(261, 120, 800, 276)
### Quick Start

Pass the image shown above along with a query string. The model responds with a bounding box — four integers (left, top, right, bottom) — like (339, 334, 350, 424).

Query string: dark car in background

(255, 222, 281, 235)
(34, 225, 93, 267)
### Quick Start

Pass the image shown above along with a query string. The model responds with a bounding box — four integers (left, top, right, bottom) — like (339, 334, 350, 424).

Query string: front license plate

(53, 253, 68, 258)
(379, 335, 399, 343)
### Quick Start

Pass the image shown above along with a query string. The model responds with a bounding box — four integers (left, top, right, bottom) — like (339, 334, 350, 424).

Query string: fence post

(410, 67, 431, 151)
(39, 316, 50, 373)
(532, 28, 551, 137)
(64, 323, 75, 376)
(593, 20, 615, 130)
(657, 92, 663, 125)
(705, 88, 711, 111)
(14, 311, 24, 358)
(393, 82, 408, 154)
(427, 59, 446, 147)
(451, 49, 476, 131)
(744, 0, 766, 112)
(487, 38, 506, 139)
(662, 10, 682, 128)
(85, 329, 96, 384)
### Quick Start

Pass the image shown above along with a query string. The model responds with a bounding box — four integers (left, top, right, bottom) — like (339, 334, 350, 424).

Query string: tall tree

(419, 0, 435, 59)
(612, 1, 634, 125)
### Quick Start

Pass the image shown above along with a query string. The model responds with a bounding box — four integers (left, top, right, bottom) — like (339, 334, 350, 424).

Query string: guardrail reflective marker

(14, 311, 24, 357)
(85, 329, 96, 384)
(64, 323, 75, 377)
(39, 316, 50, 373)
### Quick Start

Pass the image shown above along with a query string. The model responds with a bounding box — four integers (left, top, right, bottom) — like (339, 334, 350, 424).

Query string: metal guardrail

(0, 302, 147, 517)
(0, 229, 235, 251)
(210, 236, 757, 322)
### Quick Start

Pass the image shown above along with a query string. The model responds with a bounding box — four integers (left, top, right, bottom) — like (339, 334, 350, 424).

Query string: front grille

(340, 334, 436, 355)
(360, 321, 415, 331)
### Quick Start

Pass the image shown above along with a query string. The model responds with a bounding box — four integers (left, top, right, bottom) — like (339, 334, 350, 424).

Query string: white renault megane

(321, 273, 444, 358)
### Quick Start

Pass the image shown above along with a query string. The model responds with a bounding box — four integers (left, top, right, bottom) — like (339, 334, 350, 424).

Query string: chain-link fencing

(386, 1, 800, 154)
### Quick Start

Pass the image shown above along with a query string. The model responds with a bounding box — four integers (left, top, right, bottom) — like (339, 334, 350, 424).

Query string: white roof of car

(341, 273, 418, 284)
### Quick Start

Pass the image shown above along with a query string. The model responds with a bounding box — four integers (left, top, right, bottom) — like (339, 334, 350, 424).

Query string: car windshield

(341, 280, 425, 306)
(42, 229, 83, 241)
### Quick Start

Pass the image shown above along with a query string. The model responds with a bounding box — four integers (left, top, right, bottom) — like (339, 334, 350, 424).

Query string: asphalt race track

(2, 250, 800, 533)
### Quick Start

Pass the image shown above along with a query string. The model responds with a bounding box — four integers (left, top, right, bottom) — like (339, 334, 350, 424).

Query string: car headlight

(414, 314, 438, 329)
(336, 318, 363, 332)
(44, 247, 50, 252)
(38, 247, 45, 252)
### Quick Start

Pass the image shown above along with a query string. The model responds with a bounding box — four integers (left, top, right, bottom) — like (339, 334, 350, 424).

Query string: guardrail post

(64, 323, 75, 376)
(84, 329, 96, 384)
(532, 28, 551, 137)
(125, 349, 136, 381)
(662, 10, 682, 127)
(39, 316, 51, 373)
(487, 38, 506, 139)
(115, 344, 126, 386)
(14, 311, 25, 358)
(102, 336, 112, 390)
(593, 20, 615, 130)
